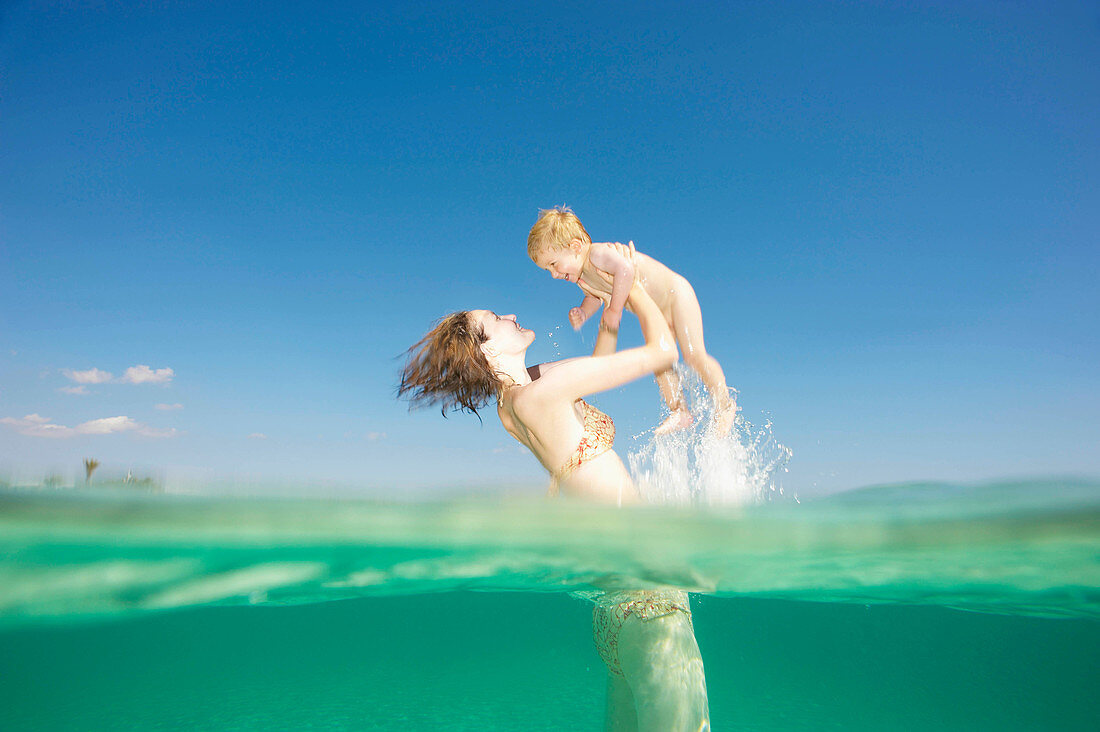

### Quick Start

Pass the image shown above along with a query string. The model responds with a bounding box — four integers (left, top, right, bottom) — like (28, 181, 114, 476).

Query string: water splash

(628, 367, 792, 507)
(548, 325, 563, 357)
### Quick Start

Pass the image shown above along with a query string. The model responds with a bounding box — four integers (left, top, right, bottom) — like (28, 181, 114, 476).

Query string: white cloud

(366, 431, 387, 441)
(77, 416, 139, 435)
(155, 403, 184, 411)
(136, 425, 178, 439)
(1, 415, 74, 438)
(121, 365, 174, 384)
(0, 415, 73, 438)
(60, 364, 175, 388)
(248, 432, 268, 439)
(0, 414, 176, 439)
(64, 368, 114, 384)
(58, 385, 89, 395)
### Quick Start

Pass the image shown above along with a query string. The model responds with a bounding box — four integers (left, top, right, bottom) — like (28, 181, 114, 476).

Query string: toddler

(528, 206, 736, 434)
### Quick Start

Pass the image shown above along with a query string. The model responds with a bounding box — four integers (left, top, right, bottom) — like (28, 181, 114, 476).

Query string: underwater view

(2, 477, 1098, 730)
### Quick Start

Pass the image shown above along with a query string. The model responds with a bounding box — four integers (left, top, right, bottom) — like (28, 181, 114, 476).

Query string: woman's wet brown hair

(398, 312, 503, 418)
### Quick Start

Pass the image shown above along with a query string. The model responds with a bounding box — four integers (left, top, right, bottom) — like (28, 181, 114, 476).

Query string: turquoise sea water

(2, 478, 1098, 730)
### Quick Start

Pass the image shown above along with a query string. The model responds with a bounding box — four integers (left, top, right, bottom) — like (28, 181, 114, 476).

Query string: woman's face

(469, 310, 535, 357)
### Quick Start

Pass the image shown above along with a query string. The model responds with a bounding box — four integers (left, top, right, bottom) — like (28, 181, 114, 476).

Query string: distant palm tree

(83, 458, 99, 483)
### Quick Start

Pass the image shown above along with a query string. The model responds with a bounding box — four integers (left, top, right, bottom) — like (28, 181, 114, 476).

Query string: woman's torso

(497, 386, 640, 505)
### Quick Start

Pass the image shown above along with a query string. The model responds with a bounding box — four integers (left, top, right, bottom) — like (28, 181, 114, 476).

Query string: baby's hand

(600, 308, 622, 333)
(568, 307, 588, 331)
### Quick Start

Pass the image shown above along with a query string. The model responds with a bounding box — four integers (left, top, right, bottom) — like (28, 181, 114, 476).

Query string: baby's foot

(655, 408, 693, 435)
(709, 400, 738, 437)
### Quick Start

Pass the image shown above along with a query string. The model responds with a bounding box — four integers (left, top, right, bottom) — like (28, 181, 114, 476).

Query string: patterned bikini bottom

(591, 589, 693, 677)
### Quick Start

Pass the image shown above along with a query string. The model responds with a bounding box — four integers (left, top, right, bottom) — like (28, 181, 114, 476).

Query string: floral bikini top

(554, 399, 616, 482)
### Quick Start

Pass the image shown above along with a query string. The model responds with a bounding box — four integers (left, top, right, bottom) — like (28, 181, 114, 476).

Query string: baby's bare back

(580, 247, 688, 316)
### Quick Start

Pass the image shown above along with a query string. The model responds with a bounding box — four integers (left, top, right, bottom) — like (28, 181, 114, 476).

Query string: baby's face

(534, 245, 585, 284)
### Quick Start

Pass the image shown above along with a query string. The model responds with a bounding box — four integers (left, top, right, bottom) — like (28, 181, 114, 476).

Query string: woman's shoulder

(508, 377, 572, 418)
(529, 357, 582, 378)
(506, 380, 545, 413)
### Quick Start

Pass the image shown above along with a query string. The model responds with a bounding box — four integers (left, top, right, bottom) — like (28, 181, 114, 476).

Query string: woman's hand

(615, 240, 638, 270)
(624, 278, 652, 312)
(590, 241, 638, 285)
(600, 308, 622, 333)
(517, 276, 676, 407)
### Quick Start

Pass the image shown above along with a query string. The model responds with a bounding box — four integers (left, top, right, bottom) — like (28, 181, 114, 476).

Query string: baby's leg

(654, 367, 692, 435)
(670, 283, 736, 434)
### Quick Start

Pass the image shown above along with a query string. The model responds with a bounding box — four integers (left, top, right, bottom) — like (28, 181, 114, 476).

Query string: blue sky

(1, 0, 1097, 496)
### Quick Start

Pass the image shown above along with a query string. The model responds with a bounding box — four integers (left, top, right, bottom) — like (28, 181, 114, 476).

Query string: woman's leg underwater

(617, 613, 710, 732)
(605, 672, 640, 732)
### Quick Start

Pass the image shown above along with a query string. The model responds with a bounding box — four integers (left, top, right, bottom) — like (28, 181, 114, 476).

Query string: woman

(400, 277, 710, 731)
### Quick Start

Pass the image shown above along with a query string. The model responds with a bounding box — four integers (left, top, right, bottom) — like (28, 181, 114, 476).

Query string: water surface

(1, 479, 1098, 729)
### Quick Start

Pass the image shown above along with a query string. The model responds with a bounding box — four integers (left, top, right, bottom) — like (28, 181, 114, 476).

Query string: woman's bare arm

(518, 283, 676, 409)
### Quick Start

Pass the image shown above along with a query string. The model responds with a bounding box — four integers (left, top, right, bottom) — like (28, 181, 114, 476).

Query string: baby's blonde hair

(526, 206, 592, 260)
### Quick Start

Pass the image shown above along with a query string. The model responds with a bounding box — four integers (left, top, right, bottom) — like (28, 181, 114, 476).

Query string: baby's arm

(588, 242, 636, 332)
(569, 295, 602, 331)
